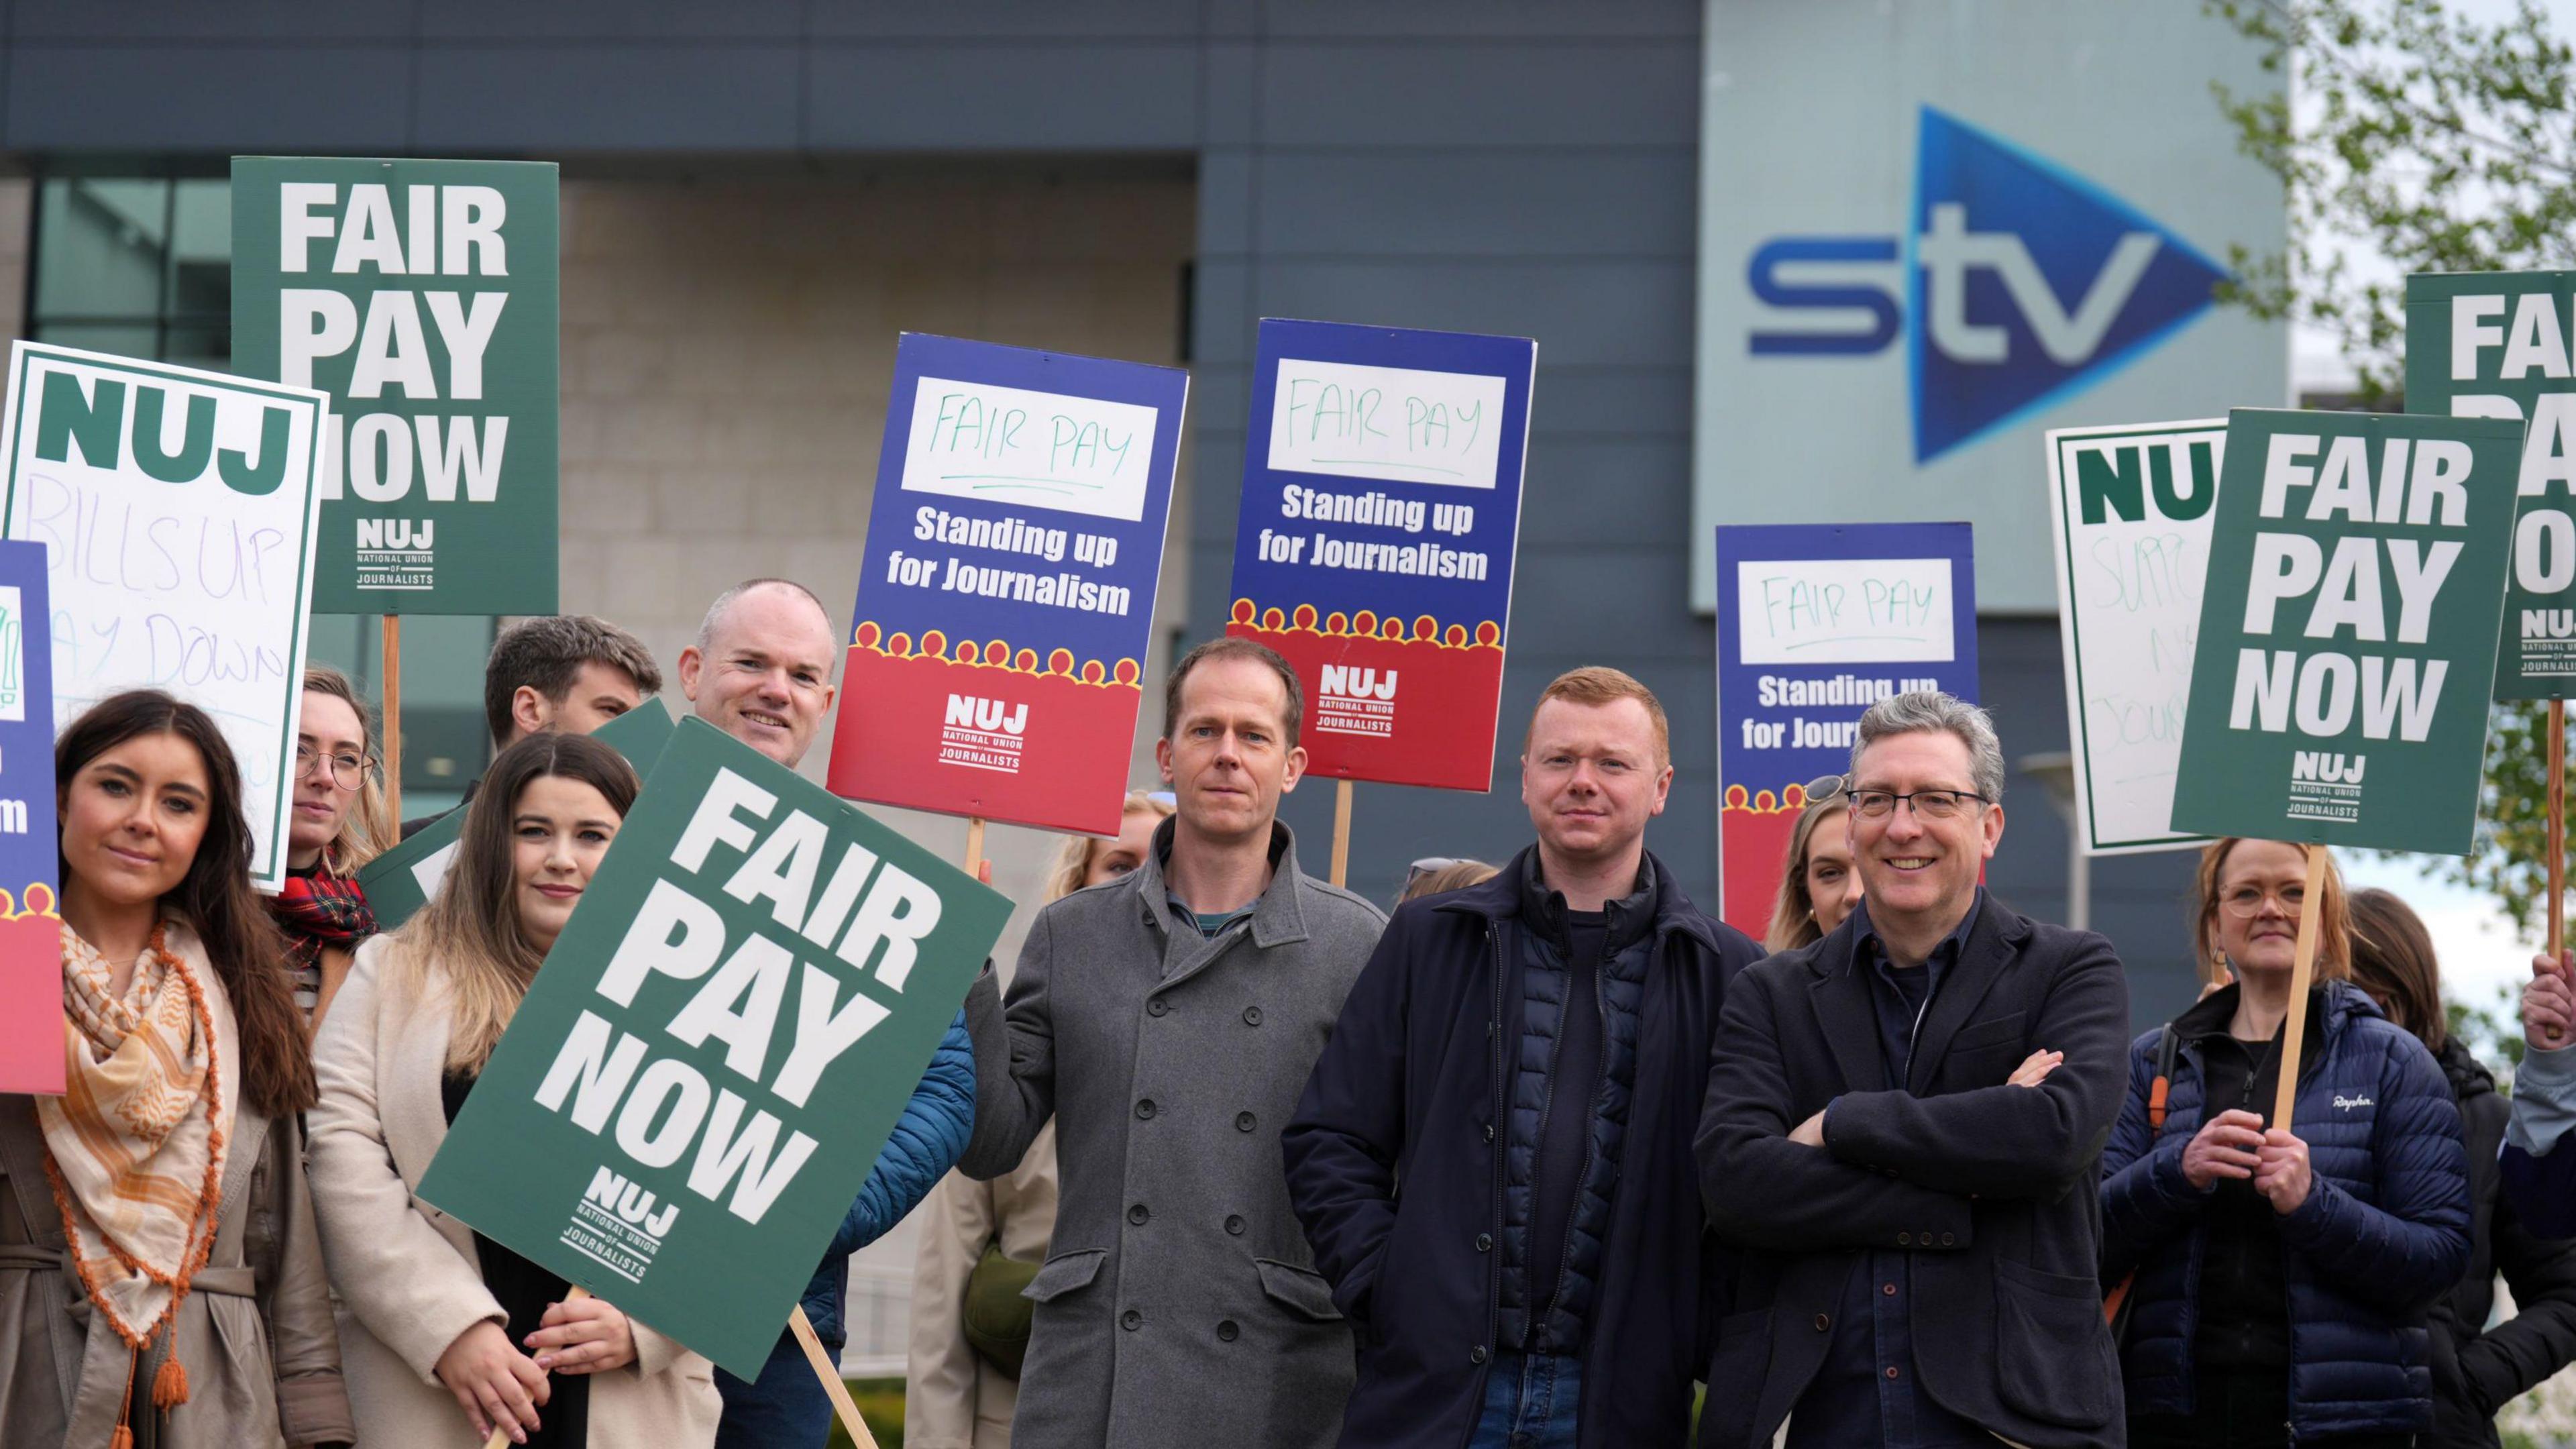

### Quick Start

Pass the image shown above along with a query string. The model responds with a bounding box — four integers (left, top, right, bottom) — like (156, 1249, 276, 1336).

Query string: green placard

(2170, 408, 2522, 854)
(231, 156, 559, 615)
(359, 700, 678, 930)
(417, 718, 1006, 1377)
(2406, 272, 2576, 698)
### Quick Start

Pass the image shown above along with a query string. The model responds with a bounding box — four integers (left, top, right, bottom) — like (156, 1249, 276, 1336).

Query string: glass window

(29, 176, 499, 813)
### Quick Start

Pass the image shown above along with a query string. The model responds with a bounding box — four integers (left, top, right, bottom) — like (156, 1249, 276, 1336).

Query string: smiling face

(1520, 696, 1672, 869)
(1155, 655, 1305, 849)
(2210, 837, 2310, 981)
(1847, 728, 2001, 934)
(1802, 804, 1862, 936)
(59, 731, 211, 916)
(680, 585, 839, 767)
(289, 688, 366, 868)
(510, 774, 622, 955)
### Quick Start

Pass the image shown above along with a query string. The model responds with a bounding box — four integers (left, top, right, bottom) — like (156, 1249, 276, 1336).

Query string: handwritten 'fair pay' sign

(828, 335, 1185, 837)
(0, 343, 328, 891)
(1713, 523, 1978, 938)
(1226, 320, 1535, 792)
(2045, 419, 2225, 855)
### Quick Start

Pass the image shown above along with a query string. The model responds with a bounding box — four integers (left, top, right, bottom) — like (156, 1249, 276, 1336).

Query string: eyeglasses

(295, 741, 376, 791)
(1846, 788, 1989, 821)
(2218, 883, 2305, 918)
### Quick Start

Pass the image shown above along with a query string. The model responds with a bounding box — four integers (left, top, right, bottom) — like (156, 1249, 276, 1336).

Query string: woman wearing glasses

(2099, 838, 2471, 1447)
(274, 666, 393, 1030)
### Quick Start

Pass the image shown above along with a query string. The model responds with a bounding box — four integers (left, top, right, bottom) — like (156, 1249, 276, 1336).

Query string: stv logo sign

(1747, 106, 2229, 464)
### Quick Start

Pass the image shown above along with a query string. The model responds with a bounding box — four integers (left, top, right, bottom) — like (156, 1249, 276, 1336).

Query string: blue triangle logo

(1908, 105, 2227, 464)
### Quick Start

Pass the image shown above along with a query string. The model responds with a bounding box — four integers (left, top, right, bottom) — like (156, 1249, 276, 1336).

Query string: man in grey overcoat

(959, 636, 1388, 1448)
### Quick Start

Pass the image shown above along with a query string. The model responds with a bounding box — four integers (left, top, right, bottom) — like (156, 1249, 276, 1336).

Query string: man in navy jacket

(1696, 691, 2130, 1449)
(1286, 667, 1764, 1448)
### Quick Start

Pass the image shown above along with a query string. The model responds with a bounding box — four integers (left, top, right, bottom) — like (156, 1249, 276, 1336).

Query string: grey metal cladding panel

(1259, 0, 1697, 39)
(1519, 439, 1690, 543)
(1251, 260, 1695, 368)
(804, 45, 1199, 150)
(1248, 151, 1696, 256)
(418, 1, 807, 39)
(1503, 550, 1709, 661)
(806, 0, 1203, 38)
(13, 0, 416, 39)
(5, 46, 416, 152)
(413, 46, 802, 151)
(1529, 368, 1691, 438)
(1256, 43, 1697, 148)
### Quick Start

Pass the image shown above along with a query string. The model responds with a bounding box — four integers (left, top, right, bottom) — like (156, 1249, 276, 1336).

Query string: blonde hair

(303, 665, 394, 872)
(394, 733, 640, 1072)
(1525, 666, 1670, 767)
(1043, 791, 1175, 904)
(1766, 794, 1850, 954)
(2192, 837, 2350, 990)
(1402, 859, 1499, 902)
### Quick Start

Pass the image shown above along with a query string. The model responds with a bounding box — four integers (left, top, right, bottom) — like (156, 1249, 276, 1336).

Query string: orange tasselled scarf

(34, 922, 231, 1446)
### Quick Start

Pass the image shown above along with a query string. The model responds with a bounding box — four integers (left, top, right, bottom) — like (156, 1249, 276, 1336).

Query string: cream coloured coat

(905, 1122, 1059, 1449)
(306, 935, 720, 1448)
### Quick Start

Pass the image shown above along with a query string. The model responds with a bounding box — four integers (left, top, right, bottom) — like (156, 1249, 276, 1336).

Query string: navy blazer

(1695, 897, 2132, 1449)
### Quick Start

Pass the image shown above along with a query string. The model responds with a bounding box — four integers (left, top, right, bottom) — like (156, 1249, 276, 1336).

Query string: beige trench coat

(905, 1122, 1060, 1449)
(306, 936, 720, 1448)
(0, 929, 354, 1448)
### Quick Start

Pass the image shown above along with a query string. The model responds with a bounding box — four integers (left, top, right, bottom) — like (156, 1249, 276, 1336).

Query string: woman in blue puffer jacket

(2100, 837, 2471, 1446)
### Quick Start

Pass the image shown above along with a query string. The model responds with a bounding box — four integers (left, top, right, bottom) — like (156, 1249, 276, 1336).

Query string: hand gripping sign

(419, 718, 1009, 1379)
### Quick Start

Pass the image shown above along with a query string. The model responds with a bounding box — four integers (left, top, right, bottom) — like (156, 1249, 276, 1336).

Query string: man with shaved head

(680, 577, 841, 769)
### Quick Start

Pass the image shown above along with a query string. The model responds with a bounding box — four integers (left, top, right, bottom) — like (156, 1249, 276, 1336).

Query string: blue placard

(1225, 319, 1536, 790)
(0, 537, 56, 1095)
(827, 334, 1187, 836)
(1714, 523, 1978, 936)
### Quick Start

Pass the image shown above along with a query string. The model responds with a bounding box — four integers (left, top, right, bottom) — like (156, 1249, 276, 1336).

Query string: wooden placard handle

(2551, 699, 2566, 967)
(2270, 842, 2330, 1130)
(965, 816, 987, 881)
(381, 614, 403, 824)
(1330, 778, 1354, 888)
(789, 1303, 880, 1449)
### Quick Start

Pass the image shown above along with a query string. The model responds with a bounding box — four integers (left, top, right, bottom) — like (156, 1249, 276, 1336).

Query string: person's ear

(1155, 735, 1176, 786)
(511, 685, 551, 740)
(676, 646, 704, 701)
(1279, 744, 1307, 794)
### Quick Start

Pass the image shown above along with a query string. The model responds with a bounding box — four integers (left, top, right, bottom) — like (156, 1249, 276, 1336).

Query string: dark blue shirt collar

(1851, 888, 1982, 979)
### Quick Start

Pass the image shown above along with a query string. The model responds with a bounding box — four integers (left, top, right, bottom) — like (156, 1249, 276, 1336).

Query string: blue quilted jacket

(2099, 981, 2471, 1440)
(806, 1006, 976, 1344)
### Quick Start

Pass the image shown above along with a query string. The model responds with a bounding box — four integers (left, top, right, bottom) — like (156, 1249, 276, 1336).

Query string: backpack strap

(2147, 1024, 2180, 1132)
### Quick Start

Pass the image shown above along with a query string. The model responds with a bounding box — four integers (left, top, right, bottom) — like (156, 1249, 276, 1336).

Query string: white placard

(0, 342, 330, 891)
(2045, 418, 2225, 855)
(1267, 357, 1508, 490)
(1733, 557, 1957, 665)
(900, 374, 1159, 523)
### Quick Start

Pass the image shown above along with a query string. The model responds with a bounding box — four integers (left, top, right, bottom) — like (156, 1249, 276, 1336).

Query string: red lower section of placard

(0, 910, 64, 1095)
(1226, 623, 1503, 792)
(825, 647, 1138, 837)
(1721, 802, 1799, 943)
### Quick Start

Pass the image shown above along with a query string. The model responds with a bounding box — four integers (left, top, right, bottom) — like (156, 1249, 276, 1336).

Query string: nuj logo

(945, 694, 1027, 736)
(356, 518, 435, 549)
(2291, 751, 2367, 785)
(584, 1166, 678, 1239)
(1320, 665, 1397, 702)
(2524, 609, 2576, 640)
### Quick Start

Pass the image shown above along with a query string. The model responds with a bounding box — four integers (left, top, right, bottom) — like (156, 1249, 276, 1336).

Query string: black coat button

(1483, 1124, 1495, 1143)
(1129, 1203, 1150, 1225)
(1897, 1232, 1911, 1246)
(1217, 1320, 1240, 1342)
(1243, 1006, 1263, 1026)
(1236, 1111, 1256, 1132)
(1226, 1215, 1245, 1236)
(1122, 1309, 1142, 1330)
(1813, 1313, 1830, 1332)
(1475, 1233, 1493, 1252)
(1136, 1099, 1157, 1120)
(1148, 1000, 1169, 1017)
(1470, 1345, 1489, 1364)
(1939, 1232, 1955, 1246)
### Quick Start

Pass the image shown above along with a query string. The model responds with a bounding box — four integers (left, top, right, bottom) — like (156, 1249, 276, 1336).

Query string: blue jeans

(714, 1330, 835, 1449)
(1468, 1350, 1582, 1448)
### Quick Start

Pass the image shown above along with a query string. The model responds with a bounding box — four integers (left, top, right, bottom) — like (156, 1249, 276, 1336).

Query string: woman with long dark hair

(2345, 888, 2576, 1446)
(2100, 837, 2471, 1446)
(307, 732, 717, 1448)
(0, 689, 352, 1447)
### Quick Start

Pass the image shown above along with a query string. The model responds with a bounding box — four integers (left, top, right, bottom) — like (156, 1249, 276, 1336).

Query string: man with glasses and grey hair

(1695, 690, 2131, 1449)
